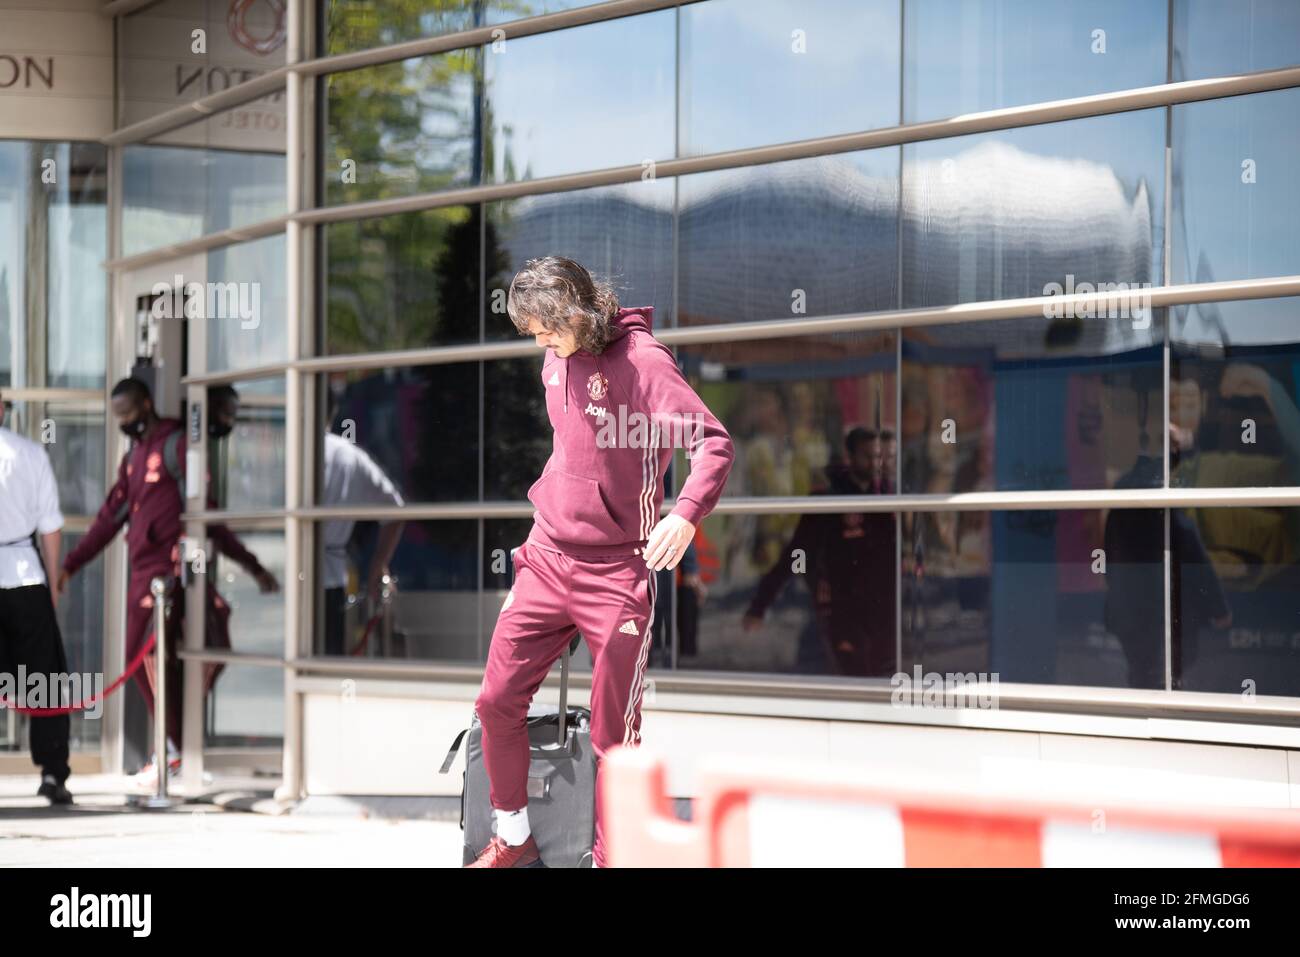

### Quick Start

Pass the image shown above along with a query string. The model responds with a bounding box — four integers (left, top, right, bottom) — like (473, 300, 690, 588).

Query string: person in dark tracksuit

(743, 427, 897, 677)
(0, 390, 74, 804)
(59, 378, 278, 780)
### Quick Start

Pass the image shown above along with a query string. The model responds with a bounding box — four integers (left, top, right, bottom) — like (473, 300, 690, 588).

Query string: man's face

(111, 393, 150, 437)
(848, 439, 875, 482)
(524, 316, 579, 358)
(211, 399, 239, 438)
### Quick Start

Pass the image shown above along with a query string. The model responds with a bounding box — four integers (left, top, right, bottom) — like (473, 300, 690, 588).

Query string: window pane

(323, 0, 606, 55)
(322, 50, 478, 206)
(321, 206, 480, 354)
(206, 664, 283, 746)
(123, 104, 286, 256)
(1172, 88, 1300, 287)
(210, 377, 286, 511)
(46, 144, 108, 389)
(314, 518, 479, 661)
(484, 359, 548, 501)
(323, 365, 477, 505)
(679, 150, 900, 327)
(1173, 507, 1300, 695)
(901, 313, 1165, 493)
(677, 332, 897, 501)
(206, 234, 287, 372)
(483, 11, 675, 184)
(0, 142, 21, 388)
(1171, 298, 1300, 490)
(485, 179, 675, 341)
(904, 0, 1167, 122)
(682, 508, 897, 677)
(118, 0, 288, 128)
(904, 508, 1163, 688)
(205, 526, 284, 660)
(903, 109, 1165, 308)
(3, 401, 106, 515)
(0, 142, 108, 390)
(1172, 0, 1300, 81)
(680, 0, 900, 156)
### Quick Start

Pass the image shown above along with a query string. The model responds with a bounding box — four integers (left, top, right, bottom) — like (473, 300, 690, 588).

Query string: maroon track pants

(474, 540, 657, 868)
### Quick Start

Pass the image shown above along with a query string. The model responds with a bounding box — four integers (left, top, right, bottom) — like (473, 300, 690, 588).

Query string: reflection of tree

(323, 0, 537, 355)
(325, 1, 546, 58)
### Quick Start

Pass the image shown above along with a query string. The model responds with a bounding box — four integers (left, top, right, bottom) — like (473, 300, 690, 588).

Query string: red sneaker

(464, 834, 545, 868)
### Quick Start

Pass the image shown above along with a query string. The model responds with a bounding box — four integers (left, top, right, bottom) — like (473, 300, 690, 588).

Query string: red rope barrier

(350, 614, 384, 657)
(0, 632, 158, 716)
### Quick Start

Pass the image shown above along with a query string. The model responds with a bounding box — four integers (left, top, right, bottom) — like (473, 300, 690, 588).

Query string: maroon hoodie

(65, 417, 268, 582)
(524, 306, 735, 559)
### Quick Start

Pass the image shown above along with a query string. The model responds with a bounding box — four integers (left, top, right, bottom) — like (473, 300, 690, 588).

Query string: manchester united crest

(587, 371, 609, 401)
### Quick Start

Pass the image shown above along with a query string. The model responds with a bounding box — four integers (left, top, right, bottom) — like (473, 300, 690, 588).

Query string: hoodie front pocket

(528, 468, 625, 543)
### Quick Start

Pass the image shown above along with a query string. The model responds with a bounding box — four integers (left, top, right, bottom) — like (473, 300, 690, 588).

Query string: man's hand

(742, 612, 763, 633)
(643, 515, 695, 572)
(56, 568, 71, 599)
(367, 567, 395, 604)
(254, 568, 281, 594)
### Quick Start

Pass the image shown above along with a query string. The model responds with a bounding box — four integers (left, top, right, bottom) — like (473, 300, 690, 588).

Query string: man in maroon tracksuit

(467, 257, 735, 868)
(60, 378, 278, 775)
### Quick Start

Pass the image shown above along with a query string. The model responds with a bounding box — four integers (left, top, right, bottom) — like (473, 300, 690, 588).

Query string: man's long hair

(506, 256, 620, 355)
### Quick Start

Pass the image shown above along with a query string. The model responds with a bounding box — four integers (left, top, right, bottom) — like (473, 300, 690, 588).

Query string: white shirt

(0, 426, 64, 589)
(321, 432, 405, 589)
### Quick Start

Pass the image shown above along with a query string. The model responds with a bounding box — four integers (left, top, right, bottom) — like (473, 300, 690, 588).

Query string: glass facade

(232, 2, 1300, 699)
(7, 0, 1300, 770)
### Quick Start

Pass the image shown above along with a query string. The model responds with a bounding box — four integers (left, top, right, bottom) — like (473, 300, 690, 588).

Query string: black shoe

(37, 774, 73, 805)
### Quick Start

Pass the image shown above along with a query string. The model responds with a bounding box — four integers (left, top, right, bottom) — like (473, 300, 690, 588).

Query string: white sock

(495, 807, 531, 846)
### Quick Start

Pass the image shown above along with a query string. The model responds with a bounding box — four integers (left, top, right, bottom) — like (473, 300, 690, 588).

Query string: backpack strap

(162, 430, 184, 487)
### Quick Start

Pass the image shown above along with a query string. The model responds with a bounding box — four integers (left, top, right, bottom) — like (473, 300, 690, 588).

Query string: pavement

(0, 773, 467, 867)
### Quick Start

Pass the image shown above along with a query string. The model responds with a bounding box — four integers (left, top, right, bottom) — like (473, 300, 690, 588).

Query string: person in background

(320, 389, 406, 655)
(744, 427, 896, 677)
(0, 389, 73, 804)
(59, 378, 278, 783)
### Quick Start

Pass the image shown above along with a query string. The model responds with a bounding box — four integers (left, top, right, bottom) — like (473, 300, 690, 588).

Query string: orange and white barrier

(601, 748, 1300, 867)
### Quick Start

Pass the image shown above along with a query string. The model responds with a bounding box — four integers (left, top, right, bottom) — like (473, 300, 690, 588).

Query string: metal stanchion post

(132, 576, 178, 809)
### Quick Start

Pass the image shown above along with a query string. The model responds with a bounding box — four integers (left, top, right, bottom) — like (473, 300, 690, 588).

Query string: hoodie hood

(561, 306, 654, 412)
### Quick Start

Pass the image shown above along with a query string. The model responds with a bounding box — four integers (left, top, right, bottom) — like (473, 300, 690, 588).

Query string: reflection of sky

(905, 0, 1167, 122)
(0, 143, 25, 382)
(1173, 0, 1300, 80)
(1173, 88, 1300, 345)
(207, 233, 288, 371)
(485, 11, 675, 181)
(679, 0, 900, 155)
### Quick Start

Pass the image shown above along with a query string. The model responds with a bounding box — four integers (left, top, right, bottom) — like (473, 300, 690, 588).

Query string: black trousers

(0, 584, 71, 784)
(324, 586, 346, 656)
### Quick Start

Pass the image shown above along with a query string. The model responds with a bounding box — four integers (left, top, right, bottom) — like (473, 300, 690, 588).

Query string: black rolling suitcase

(439, 546, 596, 867)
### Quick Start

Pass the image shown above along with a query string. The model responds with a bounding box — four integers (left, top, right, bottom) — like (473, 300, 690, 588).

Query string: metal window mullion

(106, 217, 292, 275)
(177, 483, 1300, 527)
(171, 273, 1300, 382)
(103, 62, 1300, 270)
(277, 0, 307, 804)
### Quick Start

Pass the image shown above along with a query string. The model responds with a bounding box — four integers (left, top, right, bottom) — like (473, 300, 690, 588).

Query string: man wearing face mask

(58, 378, 278, 780)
